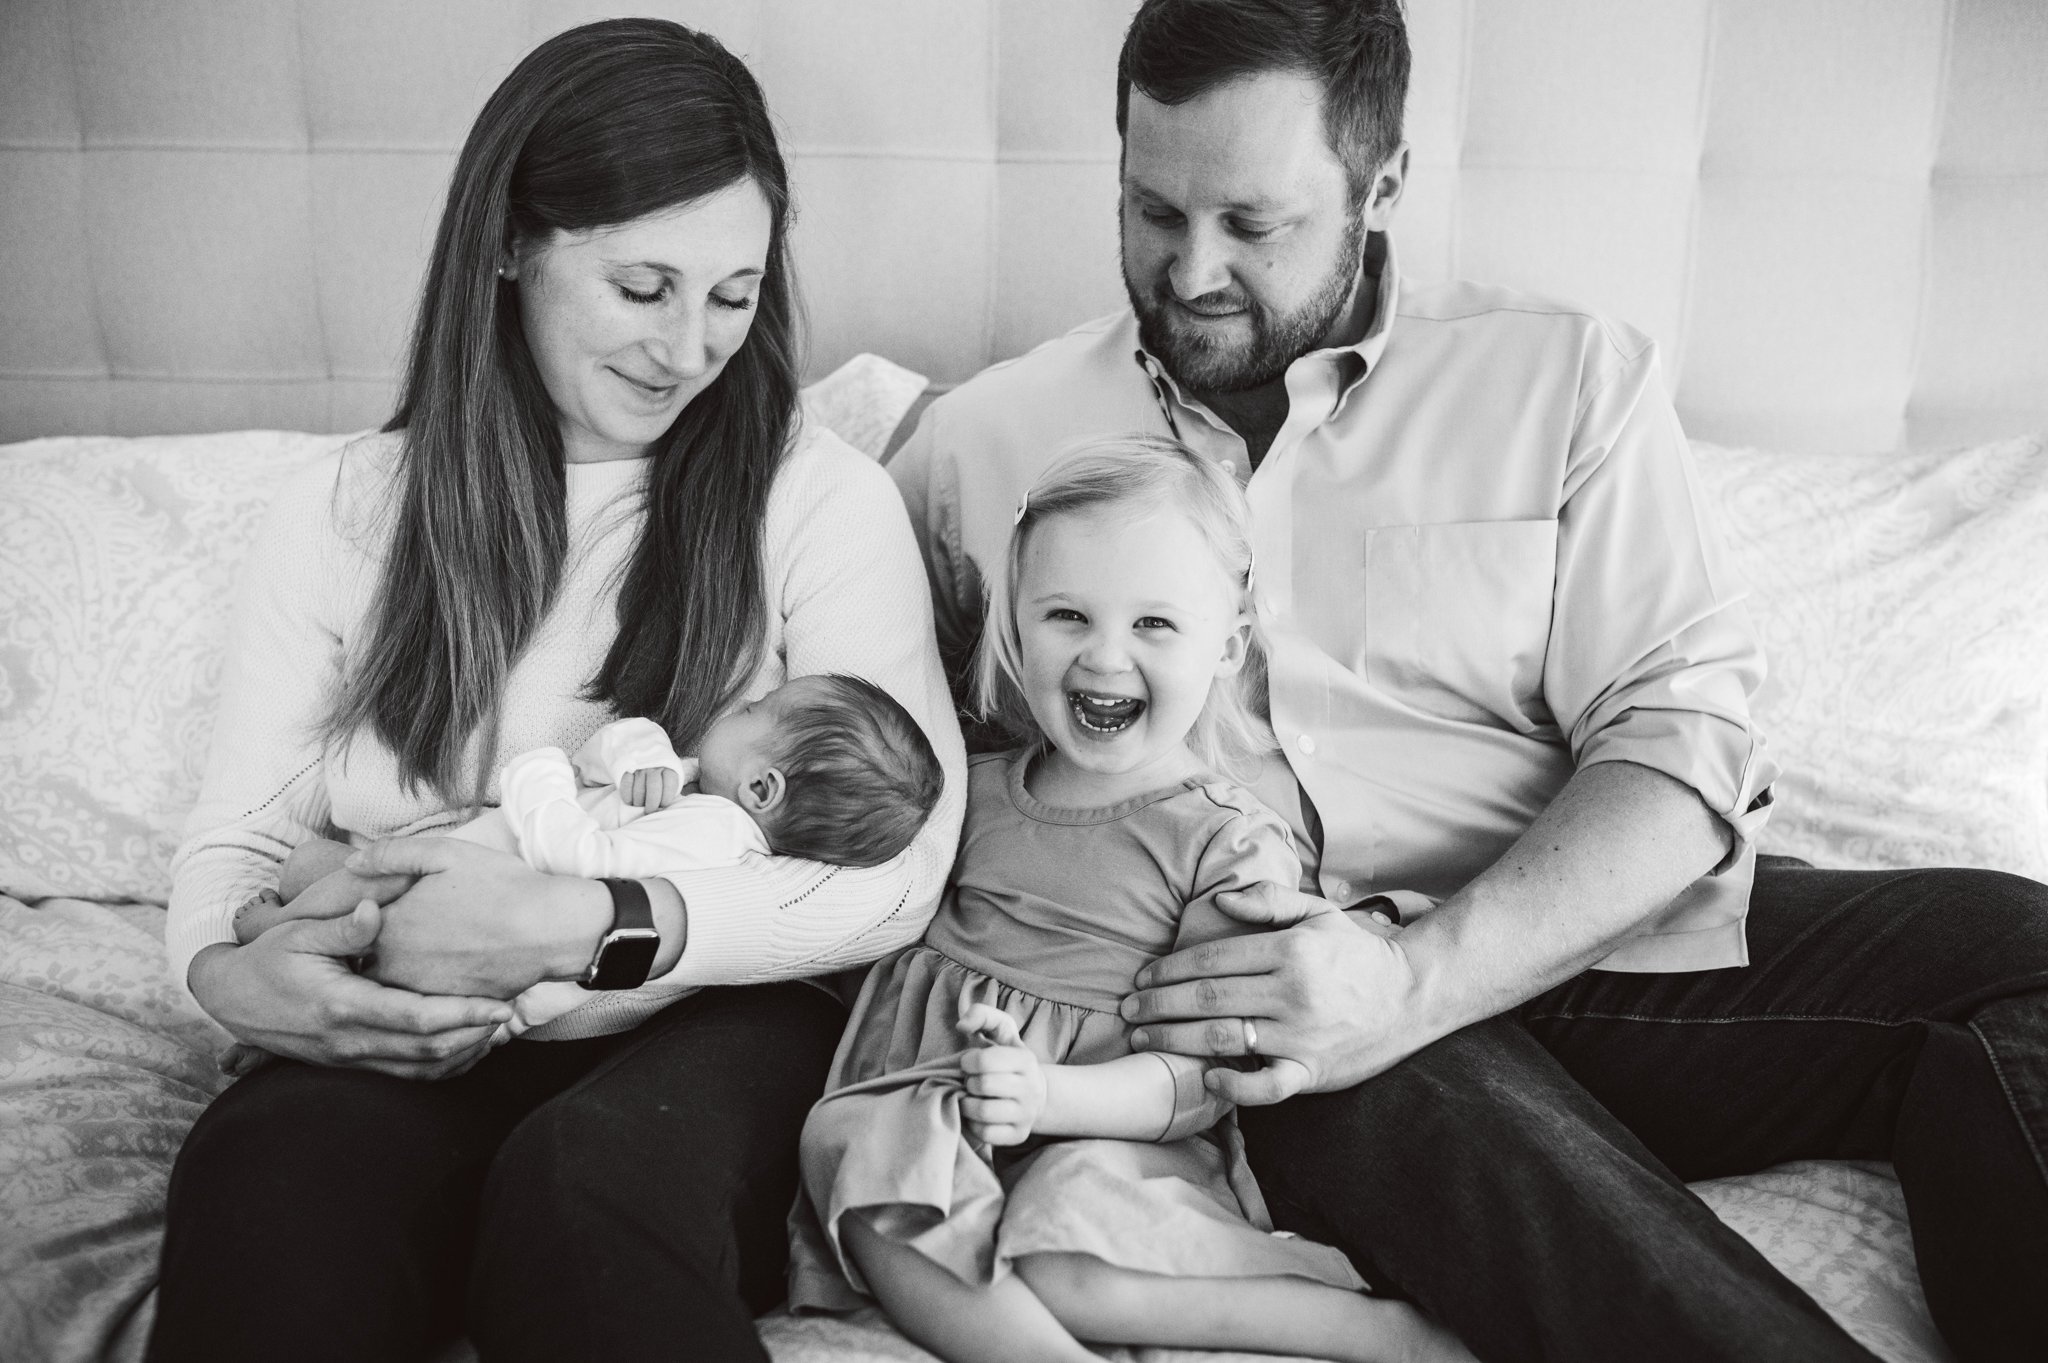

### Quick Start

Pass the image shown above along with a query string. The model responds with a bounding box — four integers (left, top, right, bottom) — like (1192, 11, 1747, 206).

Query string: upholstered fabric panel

(1, 0, 2044, 448)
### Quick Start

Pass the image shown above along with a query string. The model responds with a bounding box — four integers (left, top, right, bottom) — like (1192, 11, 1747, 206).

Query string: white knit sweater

(166, 424, 967, 1040)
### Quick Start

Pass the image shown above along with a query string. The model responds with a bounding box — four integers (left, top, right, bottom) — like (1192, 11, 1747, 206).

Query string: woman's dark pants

(1241, 860, 2048, 1363)
(147, 980, 846, 1363)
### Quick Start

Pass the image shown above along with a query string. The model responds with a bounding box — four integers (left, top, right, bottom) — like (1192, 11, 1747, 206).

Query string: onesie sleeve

(570, 716, 696, 789)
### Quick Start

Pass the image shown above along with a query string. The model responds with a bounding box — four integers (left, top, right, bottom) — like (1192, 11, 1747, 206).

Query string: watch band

(580, 878, 660, 991)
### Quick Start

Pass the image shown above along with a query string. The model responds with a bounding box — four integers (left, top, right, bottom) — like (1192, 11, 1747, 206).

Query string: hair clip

(1013, 488, 1030, 526)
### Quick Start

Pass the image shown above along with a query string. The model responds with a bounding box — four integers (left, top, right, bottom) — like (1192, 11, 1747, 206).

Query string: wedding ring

(1241, 1018, 1259, 1055)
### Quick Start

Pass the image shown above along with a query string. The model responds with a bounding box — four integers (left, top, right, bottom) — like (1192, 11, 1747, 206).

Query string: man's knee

(1243, 1015, 1570, 1156)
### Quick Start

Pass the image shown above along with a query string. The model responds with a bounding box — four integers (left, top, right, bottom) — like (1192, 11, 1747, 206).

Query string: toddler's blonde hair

(974, 433, 1277, 781)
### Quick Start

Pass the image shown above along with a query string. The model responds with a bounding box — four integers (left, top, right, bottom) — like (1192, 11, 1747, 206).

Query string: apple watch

(580, 878, 660, 990)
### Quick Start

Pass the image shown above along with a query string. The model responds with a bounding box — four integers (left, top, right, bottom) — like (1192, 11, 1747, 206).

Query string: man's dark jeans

(1239, 859, 2048, 1363)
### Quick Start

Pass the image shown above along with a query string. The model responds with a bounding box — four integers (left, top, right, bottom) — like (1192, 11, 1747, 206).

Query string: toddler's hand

(956, 991, 1046, 1147)
(619, 767, 681, 809)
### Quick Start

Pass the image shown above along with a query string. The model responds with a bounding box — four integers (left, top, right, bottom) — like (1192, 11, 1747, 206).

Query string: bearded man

(886, 2, 2048, 1360)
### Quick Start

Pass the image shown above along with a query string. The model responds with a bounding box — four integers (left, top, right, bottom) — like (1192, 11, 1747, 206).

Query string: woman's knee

(478, 1083, 746, 1269)
(175, 1063, 465, 1198)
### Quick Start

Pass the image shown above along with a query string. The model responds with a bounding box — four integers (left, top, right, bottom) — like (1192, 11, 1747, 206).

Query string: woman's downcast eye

(712, 292, 756, 312)
(617, 281, 668, 305)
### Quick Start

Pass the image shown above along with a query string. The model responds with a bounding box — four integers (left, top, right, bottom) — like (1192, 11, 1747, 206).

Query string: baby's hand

(956, 992, 1046, 1147)
(619, 767, 681, 810)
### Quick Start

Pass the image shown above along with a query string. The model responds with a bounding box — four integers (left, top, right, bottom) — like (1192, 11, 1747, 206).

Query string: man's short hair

(766, 674, 944, 869)
(1116, 0, 1411, 207)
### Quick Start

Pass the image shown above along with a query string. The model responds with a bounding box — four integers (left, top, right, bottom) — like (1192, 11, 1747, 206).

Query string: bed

(3, 2, 2046, 1360)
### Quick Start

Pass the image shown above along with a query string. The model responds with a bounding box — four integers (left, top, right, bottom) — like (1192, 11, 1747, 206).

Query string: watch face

(587, 930, 660, 990)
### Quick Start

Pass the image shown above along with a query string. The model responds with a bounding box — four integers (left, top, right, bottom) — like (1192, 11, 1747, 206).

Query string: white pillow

(0, 357, 931, 904)
(1692, 434, 2048, 880)
(0, 431, 361, 902)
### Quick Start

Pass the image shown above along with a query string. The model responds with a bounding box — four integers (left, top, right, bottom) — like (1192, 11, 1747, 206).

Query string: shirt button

(1332, 879, 1352, 900)
(1296, 733, 1316, 756)
(1221, 458, 1239, 476)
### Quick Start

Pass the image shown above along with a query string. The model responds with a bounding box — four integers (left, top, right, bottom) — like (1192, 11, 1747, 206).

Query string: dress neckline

(1004, 746, 1209, 827)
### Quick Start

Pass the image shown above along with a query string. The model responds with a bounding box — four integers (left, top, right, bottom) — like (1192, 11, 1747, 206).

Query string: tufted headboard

(2, 0, 2044, 451)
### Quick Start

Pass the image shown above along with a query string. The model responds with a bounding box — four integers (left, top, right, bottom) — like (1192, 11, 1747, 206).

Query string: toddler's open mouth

(1069, 691, 1145, 733)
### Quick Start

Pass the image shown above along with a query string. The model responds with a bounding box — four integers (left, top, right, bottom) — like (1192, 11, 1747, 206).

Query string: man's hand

(619, 766, 681, 810)
(1121, 886, 1432, 1105)
(957, 997, 1046, 1147)
(190, 901, 514, 1081)
(346, 837, 610, 998)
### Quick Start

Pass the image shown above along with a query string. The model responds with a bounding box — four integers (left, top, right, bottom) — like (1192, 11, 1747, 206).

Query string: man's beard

(1124, 211, 1365, 394)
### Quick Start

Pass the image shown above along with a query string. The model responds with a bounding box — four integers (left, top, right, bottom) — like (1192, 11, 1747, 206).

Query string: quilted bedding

(0, 895, 1954, 1363)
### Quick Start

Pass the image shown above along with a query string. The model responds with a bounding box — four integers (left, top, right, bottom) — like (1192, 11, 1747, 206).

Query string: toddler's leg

(1013, 1253, 1476, 1363)
(840, 1212, 1096, 1363)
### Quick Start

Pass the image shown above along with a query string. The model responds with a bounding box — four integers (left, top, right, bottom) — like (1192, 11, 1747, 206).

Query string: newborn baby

(233, 673, 943, 1037)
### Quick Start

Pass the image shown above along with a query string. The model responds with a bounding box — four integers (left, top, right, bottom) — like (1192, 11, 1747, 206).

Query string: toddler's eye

(1136, 616, 1175, 631)
(1046, 608, 1086, 623)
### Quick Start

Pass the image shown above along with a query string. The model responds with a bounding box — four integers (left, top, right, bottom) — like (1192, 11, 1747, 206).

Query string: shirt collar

(1134, 230, 1402, 417)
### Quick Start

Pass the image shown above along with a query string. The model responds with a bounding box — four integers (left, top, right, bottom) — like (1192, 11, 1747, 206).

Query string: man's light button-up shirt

(887, 230, 1779, 974)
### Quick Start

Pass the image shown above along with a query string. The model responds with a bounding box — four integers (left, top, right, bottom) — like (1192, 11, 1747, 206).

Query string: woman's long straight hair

(326, 18, 800, 802)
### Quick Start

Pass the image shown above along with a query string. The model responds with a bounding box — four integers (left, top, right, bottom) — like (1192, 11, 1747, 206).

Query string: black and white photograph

(1, 2, 2044, 1360)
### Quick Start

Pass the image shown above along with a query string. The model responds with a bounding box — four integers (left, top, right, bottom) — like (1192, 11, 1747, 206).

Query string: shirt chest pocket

(1361, 519, 1559, 731)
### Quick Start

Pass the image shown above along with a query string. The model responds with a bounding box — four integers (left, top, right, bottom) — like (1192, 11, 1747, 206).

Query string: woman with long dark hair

(149, 20, 963, 1360)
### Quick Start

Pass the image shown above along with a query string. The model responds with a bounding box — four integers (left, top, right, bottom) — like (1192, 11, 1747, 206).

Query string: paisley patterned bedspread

(0, 895, 1955, 1363)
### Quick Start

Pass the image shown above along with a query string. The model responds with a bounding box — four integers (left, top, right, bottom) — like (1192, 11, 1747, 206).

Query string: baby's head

(695, 674, 943, 868)
(975, 433, 1274, 781)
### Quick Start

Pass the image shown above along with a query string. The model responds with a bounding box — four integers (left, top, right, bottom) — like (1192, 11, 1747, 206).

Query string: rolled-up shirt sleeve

(1542, 342, 1779, 871)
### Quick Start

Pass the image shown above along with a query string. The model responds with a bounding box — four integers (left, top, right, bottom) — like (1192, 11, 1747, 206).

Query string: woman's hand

(956, 998, 1046, 1147)
(345, 837, 613, 998)
(189, 901, 514, 1080)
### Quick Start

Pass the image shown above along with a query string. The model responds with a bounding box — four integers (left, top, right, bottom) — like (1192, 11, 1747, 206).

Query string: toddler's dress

(790, 749, 1365, 1311)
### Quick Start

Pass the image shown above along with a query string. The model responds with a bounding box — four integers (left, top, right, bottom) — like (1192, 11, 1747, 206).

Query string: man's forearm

(1399, 759, 1733, 1041)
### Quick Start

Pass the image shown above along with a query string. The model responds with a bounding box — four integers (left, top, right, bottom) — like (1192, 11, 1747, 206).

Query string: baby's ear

(740, 767, 787, 815)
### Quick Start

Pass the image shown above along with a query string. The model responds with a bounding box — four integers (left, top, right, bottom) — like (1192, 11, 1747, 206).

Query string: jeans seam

(1524, 1009, 1921, 1028)
(1969, 1017, 2048, 1189)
